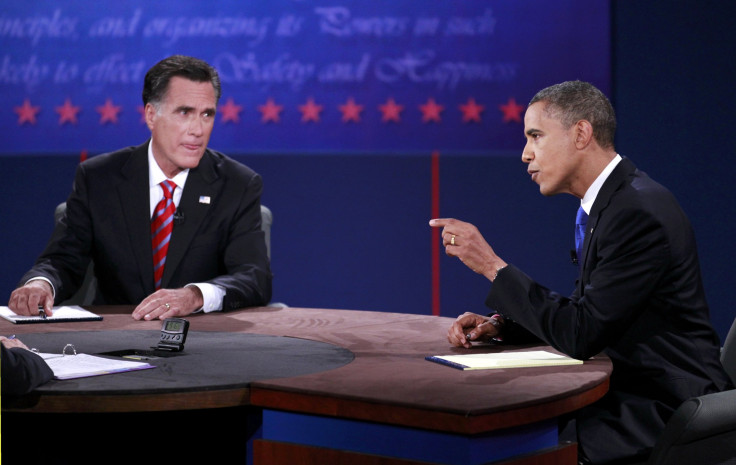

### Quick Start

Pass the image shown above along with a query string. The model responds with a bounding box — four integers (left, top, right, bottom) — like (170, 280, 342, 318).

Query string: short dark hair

(529, 81, 616, 149)
(142, 55, 221, 107)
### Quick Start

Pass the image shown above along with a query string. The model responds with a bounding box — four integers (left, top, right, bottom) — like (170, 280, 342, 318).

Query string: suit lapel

(117, 143, 156, 296)
(161, 151, 222, 288)
(579, 158, 637, 281)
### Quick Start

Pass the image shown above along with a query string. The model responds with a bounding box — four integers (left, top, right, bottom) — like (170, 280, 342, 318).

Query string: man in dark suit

(8, 55, 272, 320)
(431, 81, 732, 464)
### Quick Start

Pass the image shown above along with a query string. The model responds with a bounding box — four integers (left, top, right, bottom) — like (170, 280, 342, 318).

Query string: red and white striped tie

(151, 180, 176, 290)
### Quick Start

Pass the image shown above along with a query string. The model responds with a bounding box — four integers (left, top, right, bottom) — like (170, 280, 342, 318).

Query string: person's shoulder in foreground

(1, 336, 53, 396)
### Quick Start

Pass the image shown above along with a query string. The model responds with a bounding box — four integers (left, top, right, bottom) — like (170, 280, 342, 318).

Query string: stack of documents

(39, 353, 155, 380)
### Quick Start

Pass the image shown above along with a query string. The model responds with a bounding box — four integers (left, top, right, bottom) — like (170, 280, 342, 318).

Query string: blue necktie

(575, 206, 588, 270)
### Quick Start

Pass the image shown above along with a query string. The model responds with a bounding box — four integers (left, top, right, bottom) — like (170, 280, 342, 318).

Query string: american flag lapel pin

(199, 196, 211, 205)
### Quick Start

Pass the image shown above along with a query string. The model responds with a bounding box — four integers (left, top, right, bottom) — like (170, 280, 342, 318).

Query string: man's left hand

(132, 286, 204, 321)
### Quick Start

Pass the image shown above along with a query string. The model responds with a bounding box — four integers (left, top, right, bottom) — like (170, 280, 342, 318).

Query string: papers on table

(426, 350, 584, 370)
(38, 353, 155, 380)
(0, 306, 102, 324)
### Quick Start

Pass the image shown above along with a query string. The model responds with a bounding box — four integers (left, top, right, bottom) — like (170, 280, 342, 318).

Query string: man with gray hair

(10, 55, 272, 320)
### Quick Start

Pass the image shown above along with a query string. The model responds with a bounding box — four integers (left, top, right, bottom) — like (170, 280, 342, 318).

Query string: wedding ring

(451, 235, 456, 246)
(164, 303, 171, 310)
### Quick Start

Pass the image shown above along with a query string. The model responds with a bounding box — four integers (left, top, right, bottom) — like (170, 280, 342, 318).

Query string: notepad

(38, 353, 155, 380)
(0, 306, 103, 324)
(425, 350, 584, 370)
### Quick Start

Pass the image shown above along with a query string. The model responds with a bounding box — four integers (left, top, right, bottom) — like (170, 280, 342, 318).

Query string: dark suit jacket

(487, 158, 732, 464)
(1, 345, 54, 396)
(22, 142, 272, 310)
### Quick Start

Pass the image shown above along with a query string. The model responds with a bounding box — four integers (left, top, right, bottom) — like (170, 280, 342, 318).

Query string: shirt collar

(580, 154, 622, 214)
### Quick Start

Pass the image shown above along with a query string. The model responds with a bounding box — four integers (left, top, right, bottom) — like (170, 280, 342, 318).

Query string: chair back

(646, 389, 736, 465)
(722, 317, 736, 385)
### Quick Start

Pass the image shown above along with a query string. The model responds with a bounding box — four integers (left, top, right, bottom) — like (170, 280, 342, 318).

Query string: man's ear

(574, 119, 594, 149)
(144, 103, 157, 131)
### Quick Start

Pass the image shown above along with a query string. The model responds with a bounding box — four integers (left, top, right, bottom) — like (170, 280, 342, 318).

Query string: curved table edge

(250, 377, 610, 435)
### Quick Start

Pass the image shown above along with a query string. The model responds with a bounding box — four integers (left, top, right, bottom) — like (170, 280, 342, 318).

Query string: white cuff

(188, 283, 225, 313)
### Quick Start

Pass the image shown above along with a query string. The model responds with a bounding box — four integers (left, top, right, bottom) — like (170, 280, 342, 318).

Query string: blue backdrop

(1, 1, 609, 155)
(2, 2, 733, 341)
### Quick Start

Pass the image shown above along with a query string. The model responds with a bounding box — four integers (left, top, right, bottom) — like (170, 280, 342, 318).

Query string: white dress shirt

(148, 141, 225, 313)
(580, 154, 622, 215)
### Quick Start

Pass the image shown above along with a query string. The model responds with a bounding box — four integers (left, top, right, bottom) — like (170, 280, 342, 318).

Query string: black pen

(38, 305, 47, 320)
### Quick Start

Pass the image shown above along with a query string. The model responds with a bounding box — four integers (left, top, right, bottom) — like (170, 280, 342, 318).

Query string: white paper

(429, 350, 584, 370)
(38, 353, 155, 380)
(0, 306, 101, 323)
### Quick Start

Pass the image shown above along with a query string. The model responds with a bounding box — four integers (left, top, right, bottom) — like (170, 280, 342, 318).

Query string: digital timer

(156, 317, 189, 351)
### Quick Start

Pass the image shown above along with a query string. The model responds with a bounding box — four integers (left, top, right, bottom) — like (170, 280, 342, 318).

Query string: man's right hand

(8, 280, 54, 317)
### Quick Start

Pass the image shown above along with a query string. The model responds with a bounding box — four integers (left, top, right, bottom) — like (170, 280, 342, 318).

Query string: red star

(419, 98, 444, 123)
(55, 98, 81, 125)
(137, 105, 146, 124)
(96, 98, 122, 124)
(499, 97, 525, 123)
(14, 99, 41, 125)
(459, 98, 485, 123)
(219, 97, 243, 123)
(378, 98, 404, 123)
(298, 98, 323, 123)
(258, 98, 283, 123)
(339, 97, 363, 123)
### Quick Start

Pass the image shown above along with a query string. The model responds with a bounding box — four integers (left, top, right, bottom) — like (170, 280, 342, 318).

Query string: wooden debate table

(1, 306, 611, 465)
